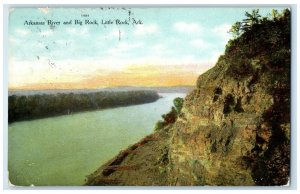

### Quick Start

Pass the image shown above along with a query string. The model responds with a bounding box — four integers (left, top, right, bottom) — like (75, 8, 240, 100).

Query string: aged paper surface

(8, 7, 291, 186)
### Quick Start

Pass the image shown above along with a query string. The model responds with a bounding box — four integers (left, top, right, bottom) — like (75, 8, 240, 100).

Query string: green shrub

(173, 97, 184, 113)
(154, 120, 166, 131)
(162, 107, 178, 124)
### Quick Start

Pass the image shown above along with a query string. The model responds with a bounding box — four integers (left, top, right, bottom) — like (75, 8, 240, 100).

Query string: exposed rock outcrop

(167, 59, 290, 185)
(86, 9, 290, 186)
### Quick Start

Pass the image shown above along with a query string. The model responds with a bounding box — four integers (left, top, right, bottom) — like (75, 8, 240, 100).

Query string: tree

(229, 9, 263, 39)
(173, 97, 184, 113)
(242, 9, 261, 31)
(229, 22, 242, 38)
(271, 9, 280, 20)
(162, 107, 177, 124)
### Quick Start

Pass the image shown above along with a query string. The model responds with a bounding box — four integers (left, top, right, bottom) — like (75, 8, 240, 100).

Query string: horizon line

(8, 85, 196, 91)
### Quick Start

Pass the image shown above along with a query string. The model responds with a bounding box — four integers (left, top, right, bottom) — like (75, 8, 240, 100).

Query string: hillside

(86, 9, 291, 186)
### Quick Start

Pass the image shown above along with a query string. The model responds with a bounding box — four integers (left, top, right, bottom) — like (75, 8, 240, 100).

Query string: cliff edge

(86, 9, 291, 186)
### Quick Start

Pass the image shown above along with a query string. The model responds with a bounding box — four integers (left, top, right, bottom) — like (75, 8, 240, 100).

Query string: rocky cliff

(86, 9, 290, 186)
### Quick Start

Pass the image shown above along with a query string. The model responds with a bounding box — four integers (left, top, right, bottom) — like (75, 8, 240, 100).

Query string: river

(8, 93, 186, 186)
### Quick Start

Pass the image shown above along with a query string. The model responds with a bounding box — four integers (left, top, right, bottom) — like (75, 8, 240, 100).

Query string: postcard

(7, 6, 291, 186)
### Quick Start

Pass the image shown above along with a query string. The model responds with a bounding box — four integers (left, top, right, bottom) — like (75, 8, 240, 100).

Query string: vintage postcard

(7, 6, 291, 186)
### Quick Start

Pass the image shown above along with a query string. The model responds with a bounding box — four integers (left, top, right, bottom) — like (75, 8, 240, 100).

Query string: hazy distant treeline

(8, 90, 159, 123)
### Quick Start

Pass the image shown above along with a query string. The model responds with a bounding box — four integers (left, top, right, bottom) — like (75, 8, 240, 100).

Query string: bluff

(86, 9, 290, 186)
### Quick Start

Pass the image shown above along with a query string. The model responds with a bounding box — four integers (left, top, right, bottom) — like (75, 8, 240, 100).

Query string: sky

(8, 7, 285, 90)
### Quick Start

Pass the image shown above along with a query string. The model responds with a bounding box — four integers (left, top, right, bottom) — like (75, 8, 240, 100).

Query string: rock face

(167, 60, 289, 186)
(166, 10, 291, 186)
(86, 10, 290, 186)
(85, 130, 172, 186)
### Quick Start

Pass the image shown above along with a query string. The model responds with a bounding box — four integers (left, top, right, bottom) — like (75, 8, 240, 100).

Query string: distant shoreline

(8, 90, 161, 123)
(8, 86, 194, 96)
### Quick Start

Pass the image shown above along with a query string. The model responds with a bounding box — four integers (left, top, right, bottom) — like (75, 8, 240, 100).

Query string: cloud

(212, 23, 232, 44)
(9, 53, 217, 89)
(190, 39, 213, 49)
(152, 44, 165, 51)
(209, 51, 224, 63)
(174, 22, 202, 33)
(134, 24, 158, 35)
(8, 57, 122, 88)
(9, 36, 21, 44)
(15, 29, 29, 36)
(40, 30, 54, 37)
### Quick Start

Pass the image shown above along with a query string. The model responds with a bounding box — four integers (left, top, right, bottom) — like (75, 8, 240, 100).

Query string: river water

(8, 93, 186, 186)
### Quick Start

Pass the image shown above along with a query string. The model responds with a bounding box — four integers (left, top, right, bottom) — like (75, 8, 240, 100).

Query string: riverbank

(9, 93, 186, 186)
(8, 90, 159, 123)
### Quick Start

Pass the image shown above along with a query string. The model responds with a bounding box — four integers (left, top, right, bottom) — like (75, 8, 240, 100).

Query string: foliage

(242, 9, 261, 30)
(154, 97, 185, 131)
(229, 9, 289, 39)
(225, 8, 291, 185)
(154, 120, 166, 131)
(229, 9, 262, 38)
(229, 22, 242, 38)
(173, 97, 184, 113)
(162, 107, 178, 124)
(8, 90, 159, 123)
(225, 8, 290, 81)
